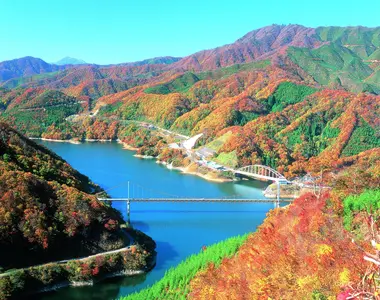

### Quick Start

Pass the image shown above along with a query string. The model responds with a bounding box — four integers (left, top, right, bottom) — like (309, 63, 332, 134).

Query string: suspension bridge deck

(97, 198, 293, 203)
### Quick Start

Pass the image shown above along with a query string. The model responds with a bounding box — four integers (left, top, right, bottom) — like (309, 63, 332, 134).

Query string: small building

(168, 143, 180, 149)
(207, 161, 224, 170)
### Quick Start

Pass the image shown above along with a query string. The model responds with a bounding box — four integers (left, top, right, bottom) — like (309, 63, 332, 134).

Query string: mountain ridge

(0, 56, 67, 82)
(0, 122, 126, 268)
(2, 25, 379, 95)
(0, 24, 378, 180)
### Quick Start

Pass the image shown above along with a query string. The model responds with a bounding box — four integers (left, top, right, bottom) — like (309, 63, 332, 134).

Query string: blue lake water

(35, 141, 273, 300)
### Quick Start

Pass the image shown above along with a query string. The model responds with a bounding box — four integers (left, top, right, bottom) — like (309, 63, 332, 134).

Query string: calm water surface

(35, 141, 273, 300)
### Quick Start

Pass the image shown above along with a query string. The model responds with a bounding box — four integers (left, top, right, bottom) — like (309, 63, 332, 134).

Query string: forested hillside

(0, 24, 379, 179)
(0, 122, 146, 270)
(0, 23, 379, 300)
(124, 148, 379, 299)
(187, 157, 380, 299)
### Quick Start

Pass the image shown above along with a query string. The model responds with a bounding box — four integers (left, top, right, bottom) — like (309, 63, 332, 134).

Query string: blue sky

(1, 0, 379, 64)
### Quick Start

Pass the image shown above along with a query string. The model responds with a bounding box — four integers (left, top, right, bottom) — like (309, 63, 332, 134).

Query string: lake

(34, 141, 273, 300)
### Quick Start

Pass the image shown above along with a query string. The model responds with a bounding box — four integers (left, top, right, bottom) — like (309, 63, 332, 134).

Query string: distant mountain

(0, 56, 66, 81)
(119, 56, 181, 67)
(0, 56, 181, 99)
(55, 56, 87, 65)
(0, 63, 168, 100)
(53, 56, 180, 67)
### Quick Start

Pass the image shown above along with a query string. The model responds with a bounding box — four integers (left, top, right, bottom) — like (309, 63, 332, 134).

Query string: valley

(0, 22, 379, 299)
(30, 140, 272, 300)
(1, 26, 379, 183)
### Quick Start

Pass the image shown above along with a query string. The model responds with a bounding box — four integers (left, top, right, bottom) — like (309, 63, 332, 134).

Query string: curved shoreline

(25, 269, 146, 297)
(34, 138, 235, 184)
(155, 160, 234, 183)
(1, 239, 156, 298)
(0, 239, 135, 279)
(23, 137, 277, 300)
(29, 137, 115, 144)
(29, 137, 82, 144)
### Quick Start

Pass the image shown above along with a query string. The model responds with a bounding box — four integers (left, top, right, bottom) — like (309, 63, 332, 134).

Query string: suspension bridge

(96, 165, 291, 223)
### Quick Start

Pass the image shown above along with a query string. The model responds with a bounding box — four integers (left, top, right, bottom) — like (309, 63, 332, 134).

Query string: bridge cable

(95, 181, 130, 196)
(132, 181, 181, 199)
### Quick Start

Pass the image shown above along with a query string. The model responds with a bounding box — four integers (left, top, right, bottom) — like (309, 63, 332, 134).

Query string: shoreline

(85, 138, 113, 142)
(263, 185, 323, 199)
(28, 269, 145, 297)
(0, 243, 133, 279)
(29, 137, 241, 184)
(155, 160, 233, 183)
(29, 137, 82, 144)
(182, 169, 233, 183)
(1, 234, 157, 298)
(29, 137, 115, 144)
(120, 141, 140, 151)
(134, 154, 155, 159)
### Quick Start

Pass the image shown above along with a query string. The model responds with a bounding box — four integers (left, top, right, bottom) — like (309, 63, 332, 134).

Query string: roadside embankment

(0, 229, 156, 300)
(263, 182, 328, 199)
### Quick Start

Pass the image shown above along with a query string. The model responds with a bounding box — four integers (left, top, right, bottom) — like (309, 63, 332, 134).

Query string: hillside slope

(1, 63, 378, 178)
(171, 24, 321, 71)
(170, 24, 380, 92)
(124, 154, 379, 299)
(0, 63, 171, 102)
(187, 157, 380, 299)
(90, 64, 379, 177)
(0, 123, 150, 270)
(0, 25, 378, 179)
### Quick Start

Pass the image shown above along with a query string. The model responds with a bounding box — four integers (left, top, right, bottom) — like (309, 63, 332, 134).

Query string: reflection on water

(34, 141, 273, 300)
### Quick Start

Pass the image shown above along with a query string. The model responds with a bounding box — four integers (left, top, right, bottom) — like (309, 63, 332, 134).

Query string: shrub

(28, 263, 65, 285)
(343, 190, 380, 230)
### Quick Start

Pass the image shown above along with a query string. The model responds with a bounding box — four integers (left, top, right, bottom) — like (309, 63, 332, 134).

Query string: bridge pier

(127, 200, 131, 224)
(276, 180, 280, 209)
(127, 181, 131, 224)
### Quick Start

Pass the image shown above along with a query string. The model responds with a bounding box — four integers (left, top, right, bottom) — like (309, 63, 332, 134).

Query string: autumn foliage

(0, 25, 378, 299)
(0, 123, 127, 270)
(188, 193, 366, 299)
